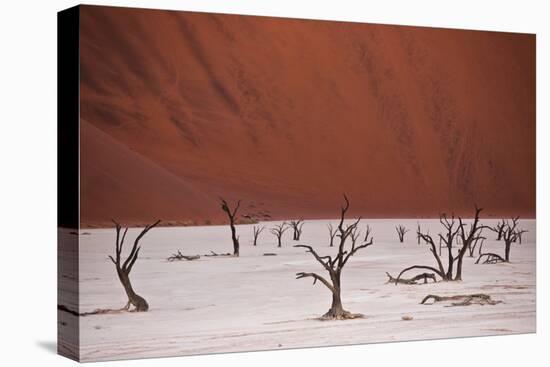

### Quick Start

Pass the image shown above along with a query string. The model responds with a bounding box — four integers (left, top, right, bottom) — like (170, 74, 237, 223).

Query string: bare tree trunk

(505, 242, 512, 261)
(109, 220, 160, 312)
(252, 225, 265, 246)
(220, 198, 241, 256)
(502, 217, 519, 262)
(325, 283, 346, 318)
(295, 195, 372, 320)
(117, 270, 148, 311)
(289, 219, 304, 241)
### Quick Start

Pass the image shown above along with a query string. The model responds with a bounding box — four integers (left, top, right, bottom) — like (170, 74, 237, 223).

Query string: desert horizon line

(70, 214, 536, 230)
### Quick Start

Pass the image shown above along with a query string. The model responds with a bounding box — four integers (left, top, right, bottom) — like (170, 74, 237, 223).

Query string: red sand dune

(79, 6, 535, 227)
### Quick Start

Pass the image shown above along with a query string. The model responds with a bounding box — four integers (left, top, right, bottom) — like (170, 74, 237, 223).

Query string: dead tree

(289, 219, 305, 241)
(328, 223, 337, 247)
(491, 220, 506, 241)
(502, 217, 520, 261)
(364, 224, 372, 242)
(395, 225, 409, 243)
(108, 220, 160, 312)
(252, 225, 265, 246)
(295, 195, 373, 320)
(417, 222, 421, 244)
(396, 207, 484, 282)
(270, 223, 289, 247)
(477, 217, 520, 264)
(220, 198, 241, 256)
(454, 207, 485, 280)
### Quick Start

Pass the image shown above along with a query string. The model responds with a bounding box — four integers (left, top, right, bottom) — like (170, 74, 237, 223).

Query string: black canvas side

(57, 5, 80, 362)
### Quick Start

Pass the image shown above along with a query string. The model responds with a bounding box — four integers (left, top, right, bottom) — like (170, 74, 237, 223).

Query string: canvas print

(57, 5, 536, 362)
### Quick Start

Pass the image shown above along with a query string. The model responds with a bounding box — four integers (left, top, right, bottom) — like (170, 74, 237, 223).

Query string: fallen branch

(204, 250, 233, 257)
(386, 272, 436, 285)
(167, 250, 200, 261)
(58, 304, 134, 317)
(476, 253, 507, 264)
(420, 294, 502, 306)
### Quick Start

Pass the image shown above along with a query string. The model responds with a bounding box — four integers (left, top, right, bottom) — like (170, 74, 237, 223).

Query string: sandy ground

(58, 219, 535, 362)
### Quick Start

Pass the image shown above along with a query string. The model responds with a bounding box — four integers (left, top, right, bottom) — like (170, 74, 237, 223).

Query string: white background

(0, 0, 547, 366)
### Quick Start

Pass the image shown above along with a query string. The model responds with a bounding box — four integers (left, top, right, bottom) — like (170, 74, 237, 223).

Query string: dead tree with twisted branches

(220, 198, 241, 256)
(270, 223, 289, 247)
(252, 225, 265, 246)
(454, 207, 485, 280)
(295, 195, 373, 320)
(109, 220, 161, 312)
(289, 219, 305, 241)
(396, 207, 485, 282)
(396, 225, 409, 243)
(477, 217, 520, 264)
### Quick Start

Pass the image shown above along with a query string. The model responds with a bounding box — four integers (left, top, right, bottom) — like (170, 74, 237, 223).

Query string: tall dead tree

(109, 220, 161, 312)
(289, 219, 305, 241)
(454, 207, 485, 280)
(417, 222, 421, 244)
(327, 223, 337, 247)
(397, 207, 484, 282)
(252, 225, 265, 246)
(220, 198, 241, 256)
(295, 195, 373, 319)
(270, 223, 289, 247)
(395, 225, 409, 243)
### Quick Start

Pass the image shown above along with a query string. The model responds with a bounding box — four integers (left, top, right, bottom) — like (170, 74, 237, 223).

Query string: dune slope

(78, 6, 535, 226)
